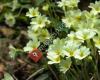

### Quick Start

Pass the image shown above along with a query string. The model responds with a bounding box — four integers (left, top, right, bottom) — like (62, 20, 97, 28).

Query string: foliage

(22, 0, 100, 79)
(0, 0, 100, 80)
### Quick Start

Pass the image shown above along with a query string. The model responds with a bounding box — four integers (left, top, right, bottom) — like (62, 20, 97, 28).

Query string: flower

(28, 29, 50, 42)
(37, 29, 50, 42)
(62, 10, 82, 28)
(63, 40, 80, 57)
(93, 37, 100, 49)
(30, 15, 50, 31)
(76, 29, 96, 41)
(98, 50, 100, 55)
(47, 51, 61, 64)
(67, 31, 83, 43)
(24, 39, 40, 52)
(42, 4, 49, 11)
(89, 1, 100, 15)
(26, 7, 40, 17)
(4, 13, 15, 27)
(74, 46, 90, 60)
(48, 38, 65, 55)
(12, 0, 20, 11)
(57, 0, 79, 8)
(47, 38, 66, 64)
(57, 0, 69, 8)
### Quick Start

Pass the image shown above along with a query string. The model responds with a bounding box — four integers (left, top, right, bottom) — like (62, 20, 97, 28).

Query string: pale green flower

(26, 7, 40, 17)
(57, 0, 69, 8)
(28, 28, 38, 40)
(4, 13, 15, 27)
(47, 38, 66, 64)
(68, 31, 76, 40)
(24, 39, 40, 52)
(79, 11, 97, 28)
(30, 15, 50, 31)
(89, 1, 100, 15)
(47, 51, 61, 64)
(82, 10, 97, 20)
(93, 37, 100, 49)
(98, 50, 100, 55)
(76, 29, 96, 40)
(48, 38, 65, 57)
(62, 10, 82, 28)
(77, 20, 96, 29)
(37, 29, 50, 42)
(63, 40, 80, 57)
(93, 19, 100, 34)
(28, 29, 50, 42)
(12, 0, 20, 11)
(67, 31, 83, 43)
(57, 0, 79, 8)
(59, 57, 72, 73)
(74, 46, 90, 60)
(42, 4, 49, 11)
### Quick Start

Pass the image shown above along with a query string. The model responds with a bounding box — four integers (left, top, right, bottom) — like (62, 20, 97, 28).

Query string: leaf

(2, 72, 14, 80)
(9, 45, 23, 60)
(59, 57, 72, 73)
(35, 0, 45, 6)
(35, 73, 50, 80)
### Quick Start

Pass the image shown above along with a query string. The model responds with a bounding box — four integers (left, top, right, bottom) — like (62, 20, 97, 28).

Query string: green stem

(79, 60, 89, 80)
(86, 40, 100, 80)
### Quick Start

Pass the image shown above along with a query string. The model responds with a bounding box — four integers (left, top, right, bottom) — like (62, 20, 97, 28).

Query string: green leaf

(35, 0, 45, 6)
(9, 45, 23, 60)
(2, 72, 14, 80)
(35, 73, 50, 80)
(59, 57, 72, 73)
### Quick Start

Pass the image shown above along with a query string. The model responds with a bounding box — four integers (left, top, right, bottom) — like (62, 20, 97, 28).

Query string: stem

(48, 65, 59, 80)
(83, 60, 89, 80)
(87, 40, 100, 80)
(42, 56, 59, 80)
(26, 68, 45, 80)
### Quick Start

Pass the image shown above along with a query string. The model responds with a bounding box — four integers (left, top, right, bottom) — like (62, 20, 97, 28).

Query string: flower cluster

(24, 7, 50, 52)
(47, 0, 100, 73)
(24, 0, 100, 73)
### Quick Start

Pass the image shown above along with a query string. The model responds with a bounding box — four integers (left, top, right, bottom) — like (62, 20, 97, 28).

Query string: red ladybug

(28, 48, 42, 62)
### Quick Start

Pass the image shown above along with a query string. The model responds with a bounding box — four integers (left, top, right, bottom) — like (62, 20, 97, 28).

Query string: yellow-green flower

(12, 0, 20, 11)
(24, 39, 40, 52)
(57, 0, 69, 8)
(26, 7, 40, 18)
(30, 15, 50, 31)
(4, 13, 15, 27)
(76, 29, 96, 40)
(63, 40, 80, 57)
(28, 29, 50, 42)
(47, 38, 66, 64)
(47, 51, 61, 64)
(89, 1, 100, 15)
(67, 31, 83, 43)
(57, 0, 79, 8)
(74, 46, 90, 60)
(37, 29, 50, 42)
(98, 50, 100, 55)
(42, 4, 49, 11)
(62, 10, 82, 28)
(93, 37, 100, 49)
(48, 38, 65, 56)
